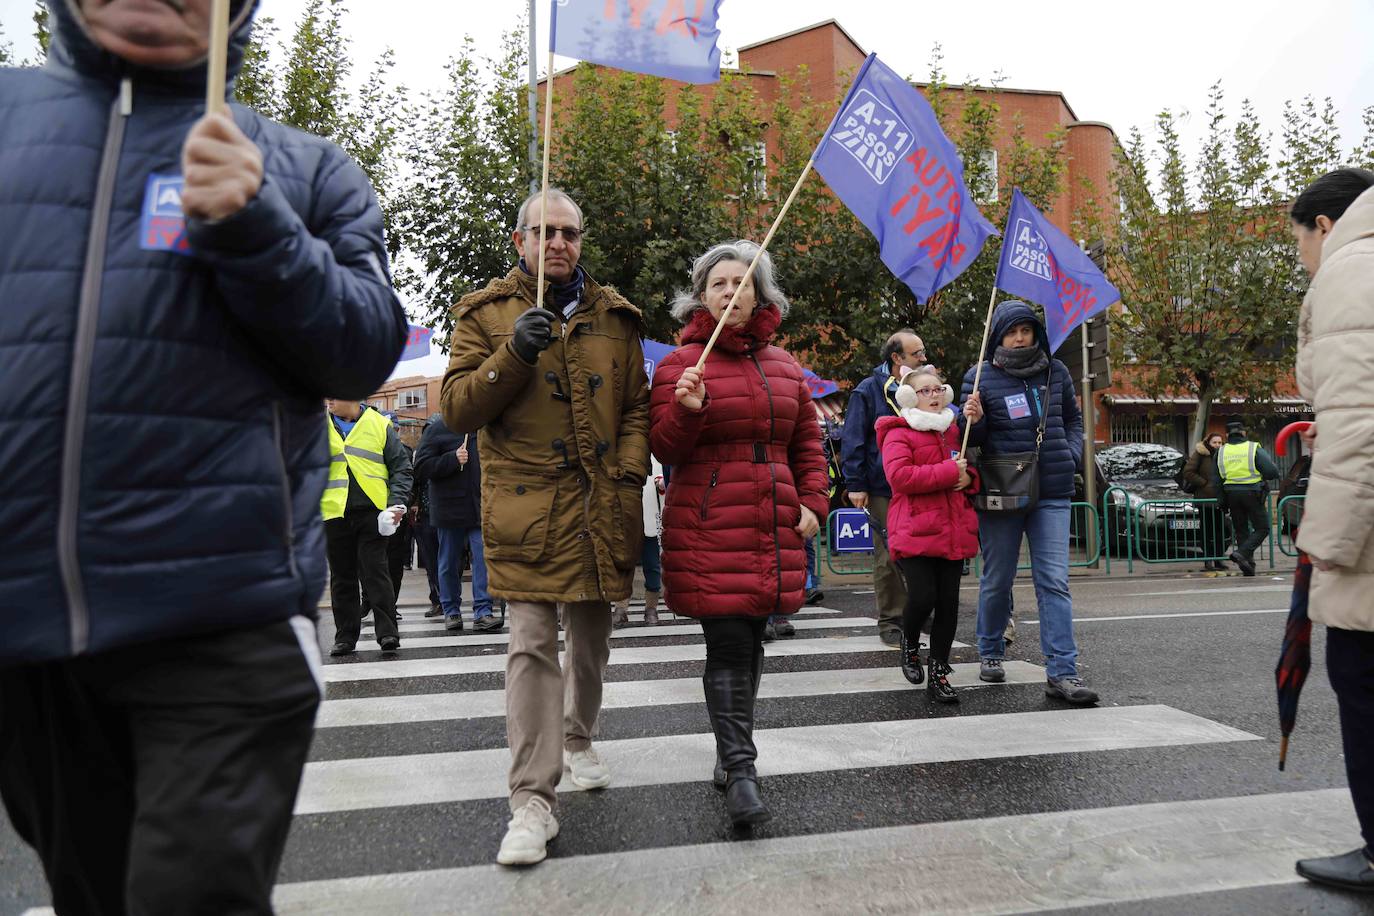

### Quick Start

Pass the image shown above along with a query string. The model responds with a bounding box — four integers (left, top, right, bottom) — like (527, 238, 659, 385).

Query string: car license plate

(1169, 519, 1200, 530)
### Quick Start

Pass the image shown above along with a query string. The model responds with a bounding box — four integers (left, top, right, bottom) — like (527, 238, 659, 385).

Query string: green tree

(0, 23, 13, 66)
(393, 30, 533, 346)
(1111, 83, 1315, 443)
(234, 14, 282, 116)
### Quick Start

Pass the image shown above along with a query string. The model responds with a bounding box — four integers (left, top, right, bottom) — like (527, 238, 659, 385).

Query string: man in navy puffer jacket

(960, 301, 1100, 705)
(0, 1, 407, 910)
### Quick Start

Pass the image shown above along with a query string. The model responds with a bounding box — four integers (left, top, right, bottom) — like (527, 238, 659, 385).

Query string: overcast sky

(5, 0, 1368, 379)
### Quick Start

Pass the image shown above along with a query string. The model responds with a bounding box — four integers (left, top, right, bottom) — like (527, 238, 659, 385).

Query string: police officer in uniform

(1215, 418, 1280, 576)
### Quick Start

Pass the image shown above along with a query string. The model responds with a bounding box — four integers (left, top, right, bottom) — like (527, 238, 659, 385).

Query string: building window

(398, 388, 426, 410)
(746, 141, 767, 196)
(972, 149, 998, 203)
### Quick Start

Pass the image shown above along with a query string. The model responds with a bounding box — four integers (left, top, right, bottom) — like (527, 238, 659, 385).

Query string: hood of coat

(49, 0, 259, 97)
(1196, 440, 1216, 456)
(987, 299, 1050, 357)
(1322, 185, 1374, 263)
(680, 302, 782, 353)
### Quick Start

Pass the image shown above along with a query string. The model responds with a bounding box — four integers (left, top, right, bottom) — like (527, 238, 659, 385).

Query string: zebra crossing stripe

(315, 661, 1048, 728)
(271, 788, 1355, 914)
(293, 705, 1258, 813)
(359, 616, 881, 650)
(362, 604, 841, 634)
(323, 634, 937, 683)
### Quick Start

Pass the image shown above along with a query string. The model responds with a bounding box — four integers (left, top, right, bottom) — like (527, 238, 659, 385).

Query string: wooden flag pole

(205, 0, 230, 114)
(694, 158, 815, 372)
(957, 283, 1001, 458)
(533, 50, 556, 313)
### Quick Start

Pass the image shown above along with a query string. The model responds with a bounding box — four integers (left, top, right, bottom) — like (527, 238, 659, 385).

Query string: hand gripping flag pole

(205, 0, 230, 114)
(958, 283, 1001, 458)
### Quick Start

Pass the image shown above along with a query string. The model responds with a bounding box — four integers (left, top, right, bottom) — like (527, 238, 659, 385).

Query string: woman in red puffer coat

(876, 365, 980, 704)
(651, 240, 828, 830)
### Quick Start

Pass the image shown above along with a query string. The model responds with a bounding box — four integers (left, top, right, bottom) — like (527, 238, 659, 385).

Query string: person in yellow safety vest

(323, 399, 414, 656)
(1212, 418, 1280, 577)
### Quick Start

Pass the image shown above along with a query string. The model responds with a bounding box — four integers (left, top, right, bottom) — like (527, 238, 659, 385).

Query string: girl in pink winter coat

(876, 366, 980, 703)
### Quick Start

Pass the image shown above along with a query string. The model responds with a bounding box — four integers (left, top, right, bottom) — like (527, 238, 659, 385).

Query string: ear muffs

(941, 384, 954, 407)
(895, 385, 919, 409)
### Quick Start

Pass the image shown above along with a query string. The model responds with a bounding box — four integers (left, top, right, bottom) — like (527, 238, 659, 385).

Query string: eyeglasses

(904, 349, 926, 359)
(911, 387, 943, 398)
(523, 225, 584, 242)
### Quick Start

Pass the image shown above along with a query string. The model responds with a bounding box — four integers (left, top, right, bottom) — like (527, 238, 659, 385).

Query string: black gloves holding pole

(511, 307, 558, 364)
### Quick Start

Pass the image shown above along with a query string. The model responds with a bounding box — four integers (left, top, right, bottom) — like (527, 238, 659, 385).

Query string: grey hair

(669, 240, 790, 323)
(514, 187, 583, 232)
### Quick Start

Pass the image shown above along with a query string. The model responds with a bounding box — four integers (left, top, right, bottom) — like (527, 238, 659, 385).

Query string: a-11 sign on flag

(812, 53, 997, 303)
(551, 0, 724, 84)
(995, 188, 1121, 352)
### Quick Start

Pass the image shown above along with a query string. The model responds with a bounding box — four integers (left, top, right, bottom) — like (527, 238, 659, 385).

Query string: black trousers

(413, 516, 441, 606)
(326, 510, 398, 646)
(1328, 626, 1374, 850)
(1199, 503, 1229, 559)
(700, 617, 768, 673)
(896, 555, 962, 663)
(1224, 489, 1270, 558)
(385, 515, 412, 603)
(0, 619, 320, 915)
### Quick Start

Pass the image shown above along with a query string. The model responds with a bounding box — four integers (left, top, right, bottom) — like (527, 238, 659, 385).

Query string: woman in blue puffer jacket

(960, 300, 1100, 705)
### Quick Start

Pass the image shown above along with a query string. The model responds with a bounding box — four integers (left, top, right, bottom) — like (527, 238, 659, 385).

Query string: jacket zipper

(57, 76, 132, 655)
(749, 353, 784, 614)
(272, 403, 300, 580)
(699, 469, 718, 520)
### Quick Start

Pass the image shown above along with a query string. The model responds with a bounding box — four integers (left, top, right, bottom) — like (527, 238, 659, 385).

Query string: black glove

(511, 307, 557, 363)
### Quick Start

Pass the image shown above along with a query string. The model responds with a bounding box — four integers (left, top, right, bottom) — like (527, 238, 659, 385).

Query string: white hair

(668, 240, 790, 323)
(514, 187, 583, 232)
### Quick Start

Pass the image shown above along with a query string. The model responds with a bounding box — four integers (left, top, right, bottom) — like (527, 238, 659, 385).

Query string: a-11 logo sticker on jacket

(140, 173, 191, 255)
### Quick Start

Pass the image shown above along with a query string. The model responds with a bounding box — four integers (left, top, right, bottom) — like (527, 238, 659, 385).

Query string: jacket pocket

(699, 468, 719, 520)
(611, 481, 644, 571)
(482, 478, 556, 562)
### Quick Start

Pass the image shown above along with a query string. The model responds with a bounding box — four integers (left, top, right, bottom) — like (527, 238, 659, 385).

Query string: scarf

(900, 406, 955, 433)
(993, 345, 1050, 379)
(519, 259, 586, 317)
(680, 303, 782, 353)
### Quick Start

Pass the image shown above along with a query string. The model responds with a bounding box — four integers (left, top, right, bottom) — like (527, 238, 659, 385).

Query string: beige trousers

(869, 495, 908, 635)
(505, 599, 612, 811)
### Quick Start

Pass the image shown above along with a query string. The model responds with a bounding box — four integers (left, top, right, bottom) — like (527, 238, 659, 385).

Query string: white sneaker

(564, 746, 611, 789)
(496, 796, 559, 866)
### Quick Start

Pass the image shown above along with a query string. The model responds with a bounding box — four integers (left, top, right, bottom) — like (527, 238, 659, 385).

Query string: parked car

(1086, 443, 1217, 558)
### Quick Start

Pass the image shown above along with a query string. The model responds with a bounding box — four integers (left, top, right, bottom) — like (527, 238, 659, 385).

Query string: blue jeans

(642, 536, 662, 592)
(436, 527, 492, 619)
(976, 498, 1079, 679)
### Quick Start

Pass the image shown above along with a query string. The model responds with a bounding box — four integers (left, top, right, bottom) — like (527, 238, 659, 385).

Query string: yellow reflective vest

(322, 409, 392, 519)
(1218, 441, 1261, 486)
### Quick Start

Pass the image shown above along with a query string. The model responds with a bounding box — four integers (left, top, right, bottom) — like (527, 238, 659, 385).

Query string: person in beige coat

(1290, 167, 1374, 893)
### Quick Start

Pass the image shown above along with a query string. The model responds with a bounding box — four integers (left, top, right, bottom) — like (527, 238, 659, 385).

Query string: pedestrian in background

(0, 1, 407, 909)
(324, 399, 413, 656)
(415, 414, 499, 632)
(1288, 167, 1374, 893)
(961, 301, 1099, 705)
(651, 240, 828, 828)
(612, 455, 665, 627)
(840, 330, 925, 645)
(1213, 418, 1280, 576)
(1181, 431, 1229, 572)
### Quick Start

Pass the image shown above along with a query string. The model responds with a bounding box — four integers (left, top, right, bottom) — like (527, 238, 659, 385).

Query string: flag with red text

(812, 53, 996, 302)
(551, 0, 724, 84)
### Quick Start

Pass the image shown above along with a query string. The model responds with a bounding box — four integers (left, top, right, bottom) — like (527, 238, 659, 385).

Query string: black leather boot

(900, 631, 925, 685)
(714, 644, 765, 790)
(703, 667, 771, 826)
(927, 659, 958, 703)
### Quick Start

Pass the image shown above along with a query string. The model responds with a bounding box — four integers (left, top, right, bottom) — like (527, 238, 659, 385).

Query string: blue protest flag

(551, 0, 724, 84)
(399, 324, 433, 362)
(994, 188, 1120, 352)
(812, 53, 997, 303)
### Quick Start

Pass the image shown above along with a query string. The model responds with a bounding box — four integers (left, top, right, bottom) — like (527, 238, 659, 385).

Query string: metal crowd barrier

(1276, 495, 1306, 557)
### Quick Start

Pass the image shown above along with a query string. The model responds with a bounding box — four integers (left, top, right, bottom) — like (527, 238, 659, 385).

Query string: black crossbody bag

(974, 372, 1051, 514)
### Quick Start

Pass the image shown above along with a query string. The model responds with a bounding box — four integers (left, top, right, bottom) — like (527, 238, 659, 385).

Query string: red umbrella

(1274, 420, 1313, 771)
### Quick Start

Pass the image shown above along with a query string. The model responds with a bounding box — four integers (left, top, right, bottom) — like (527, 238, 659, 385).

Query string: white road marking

(315, 661, 1047, 728)
(323, 634, 943, 683)
(273, 788, 1354, 915)
(294, 705, 1258, 813)
(1020, 608, 1289, 624)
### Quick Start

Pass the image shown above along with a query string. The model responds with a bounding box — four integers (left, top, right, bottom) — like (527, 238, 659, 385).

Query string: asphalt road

(4, 564, 1370, 915)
